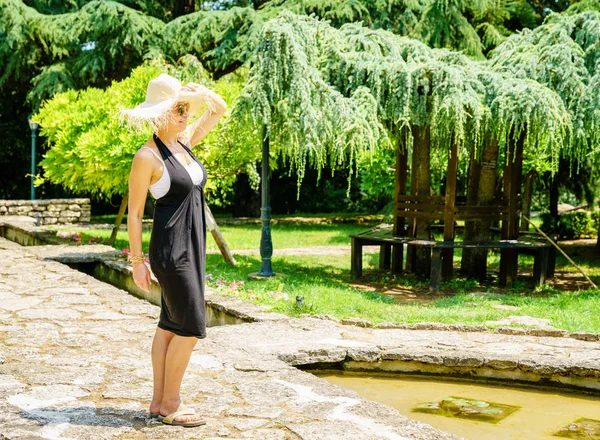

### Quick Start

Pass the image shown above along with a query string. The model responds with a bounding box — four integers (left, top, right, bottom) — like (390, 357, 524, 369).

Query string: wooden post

(351, 236, 363, 278)
(406, 128, 419, 272)
(520, 171, 534, 231)
(442, 141, 458, 279)
(430, 247, 442, 292)
(108, 191, 128, 247)
(393, 130, 408, 274)
(379, 244, 391, 269)
(409, 125, 431, 276)
(500, 130, 524, 286)
(463, 136, 499, 280)
(204, 204, 237, 266)
(460, 149, 481, 274)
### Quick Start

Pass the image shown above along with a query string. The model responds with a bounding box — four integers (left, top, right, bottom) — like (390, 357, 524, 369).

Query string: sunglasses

(175, 102, 190, 116)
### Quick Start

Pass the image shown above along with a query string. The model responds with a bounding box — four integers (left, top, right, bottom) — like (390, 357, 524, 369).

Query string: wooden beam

(204, 204, 237, 266)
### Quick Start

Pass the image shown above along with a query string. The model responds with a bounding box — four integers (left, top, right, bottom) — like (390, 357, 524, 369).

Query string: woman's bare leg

(149, 327, 175, 414)
(159, 334, 199, 420)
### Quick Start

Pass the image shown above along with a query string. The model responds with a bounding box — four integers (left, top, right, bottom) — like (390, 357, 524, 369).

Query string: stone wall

(0, 198, 91, 225)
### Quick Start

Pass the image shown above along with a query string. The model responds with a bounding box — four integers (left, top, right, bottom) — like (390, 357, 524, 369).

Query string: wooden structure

(350, 227, 552, 292)
(351, 127, 555, 289)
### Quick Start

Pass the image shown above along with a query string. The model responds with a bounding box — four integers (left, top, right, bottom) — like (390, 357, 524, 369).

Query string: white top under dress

(142, 146, 204, 199)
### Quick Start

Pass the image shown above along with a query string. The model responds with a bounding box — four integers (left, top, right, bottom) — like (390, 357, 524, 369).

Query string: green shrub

(540, 212, 594, 239)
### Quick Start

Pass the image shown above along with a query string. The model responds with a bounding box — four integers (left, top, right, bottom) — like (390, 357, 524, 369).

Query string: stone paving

(0, 236, 458, 440)
(1, 218, 600, 440)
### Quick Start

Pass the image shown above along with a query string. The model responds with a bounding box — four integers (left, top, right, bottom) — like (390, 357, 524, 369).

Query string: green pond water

(314, 371, 600, 440)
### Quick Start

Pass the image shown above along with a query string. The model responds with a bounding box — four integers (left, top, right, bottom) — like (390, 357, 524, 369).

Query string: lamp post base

(247, 272, 288, 280)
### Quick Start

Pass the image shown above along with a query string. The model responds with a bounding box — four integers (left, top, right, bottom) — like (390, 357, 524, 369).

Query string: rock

(0, 294, 43, 311)
(414, 396, 519, 424)
(569, 332, 599, 342)
(442, 354, 484, 368)
(16, 307, 82, 321)
(495, 327, 529, 336)
(527, 328, 568, 338)
(554, 418, 600, 438)
(341, 318, 372, 328)
(278, 347, 347, 366)
(8, 384, 90, 410)
(376, 322, 410, 329)
(189, 354, 223, 370)
(346, 347, 381, 362)
(485, 315, 554, 328)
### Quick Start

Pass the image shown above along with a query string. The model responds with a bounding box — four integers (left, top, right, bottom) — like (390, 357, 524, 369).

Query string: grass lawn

(52, 217, 600, 333)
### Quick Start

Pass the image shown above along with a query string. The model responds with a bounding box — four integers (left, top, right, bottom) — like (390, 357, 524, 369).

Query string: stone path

(0, 237, 458, 440)
(1, 221, 600, 439)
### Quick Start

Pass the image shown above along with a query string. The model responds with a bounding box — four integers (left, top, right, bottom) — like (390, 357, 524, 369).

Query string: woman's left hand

(184, 83, 227, 116)
(182, 82, 209, 95)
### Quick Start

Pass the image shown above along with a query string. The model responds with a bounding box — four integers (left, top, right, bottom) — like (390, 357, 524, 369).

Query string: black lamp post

(27, 114, 39, 200)
(258, 124, 275, 277)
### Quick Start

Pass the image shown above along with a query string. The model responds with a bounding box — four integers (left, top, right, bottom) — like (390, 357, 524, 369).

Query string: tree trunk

(392, 129, 408, 274)
(174, 0, 195, 17)
(462, 137, 499, 280)
(412, 125, 431, 277)
(460, 150, 481, 273)
(233, 172, 260, 217)
(108, 191, 128, 247)
(520, 171, 535, 231)
(550, 176, 559, 223)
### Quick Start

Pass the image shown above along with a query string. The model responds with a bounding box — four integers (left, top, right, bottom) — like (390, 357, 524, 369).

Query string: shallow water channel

(314, 371, 600, 440)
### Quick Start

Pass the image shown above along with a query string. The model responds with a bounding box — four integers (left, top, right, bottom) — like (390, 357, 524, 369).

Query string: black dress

(148, 133, 207, 339)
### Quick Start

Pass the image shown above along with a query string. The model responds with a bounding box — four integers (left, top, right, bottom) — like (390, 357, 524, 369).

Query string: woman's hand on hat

(182, 82, 208, 94)
(183, 82, 227, 114)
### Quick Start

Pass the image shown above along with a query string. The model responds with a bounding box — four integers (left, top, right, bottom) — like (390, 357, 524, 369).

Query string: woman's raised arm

(182, 84, 227, 147)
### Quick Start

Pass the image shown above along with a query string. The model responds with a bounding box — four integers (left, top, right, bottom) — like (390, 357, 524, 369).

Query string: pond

(314, 371, 600, 440)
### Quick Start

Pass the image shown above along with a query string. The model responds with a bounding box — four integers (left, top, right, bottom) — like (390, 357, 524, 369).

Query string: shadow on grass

(206, 253, 398, 307)
(220, 222, 372, 246)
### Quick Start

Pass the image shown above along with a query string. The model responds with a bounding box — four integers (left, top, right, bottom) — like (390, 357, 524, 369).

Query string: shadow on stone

(17, 405, 158, 431)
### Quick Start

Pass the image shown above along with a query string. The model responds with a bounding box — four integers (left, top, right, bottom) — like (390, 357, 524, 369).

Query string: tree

(489, 10, 600, 225)
(230, 11, 572, 276)
(2, 0, 592, 212)
(33, 56, 258, 205)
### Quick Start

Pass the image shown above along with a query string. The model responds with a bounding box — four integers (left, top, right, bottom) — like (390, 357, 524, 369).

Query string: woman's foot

(149, 400, 161, 418)
(159, 401, 205, 426)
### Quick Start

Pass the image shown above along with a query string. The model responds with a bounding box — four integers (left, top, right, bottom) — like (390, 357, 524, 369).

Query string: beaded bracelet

(130, 254, 145, 264)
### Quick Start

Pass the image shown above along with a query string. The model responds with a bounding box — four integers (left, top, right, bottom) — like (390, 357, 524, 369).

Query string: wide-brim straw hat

(120, 73, 210, 132)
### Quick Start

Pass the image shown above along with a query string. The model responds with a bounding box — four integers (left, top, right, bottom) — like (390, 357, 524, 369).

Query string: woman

(123, 73, 227, 427)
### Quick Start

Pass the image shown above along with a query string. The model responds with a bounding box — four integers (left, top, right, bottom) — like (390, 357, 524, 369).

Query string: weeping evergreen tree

(0, 0, 164, 110)
(414, 0, 487, 57)
(231, 11, 572, 278)
(490, 10, 600, 225)
(159, 0, 536, 84)
(232, 12, 389, 191)
(490, 10, 600, 163)
(262, 0, 427, 35)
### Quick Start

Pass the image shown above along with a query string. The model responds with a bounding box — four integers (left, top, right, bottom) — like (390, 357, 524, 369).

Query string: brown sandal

(159, 408, 206, 427)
